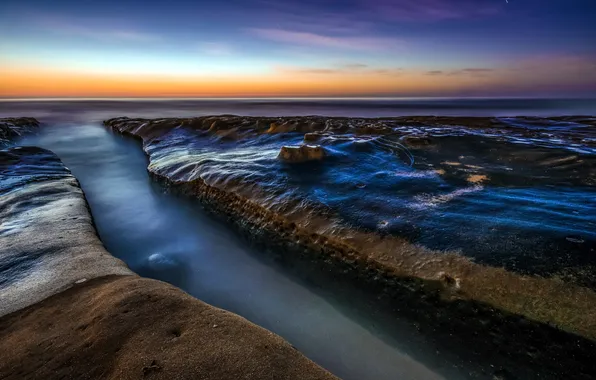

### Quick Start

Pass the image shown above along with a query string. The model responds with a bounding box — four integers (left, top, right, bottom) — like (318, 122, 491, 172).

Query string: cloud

(425, 68, 494, 76)
(251, 0, 502, 32)
(342, 63, 369, 69)
(359, 0, 502, 21)
(276, 65, 403, 76)
(280, 68, 342, 74)
(252, 0, 374, 34)
(200, 42, 232, 56)
(459, 68, 494, 74)
(248, 28, 400, 51)
(35, 16, 161, 43)
(370, 68, 403, 75)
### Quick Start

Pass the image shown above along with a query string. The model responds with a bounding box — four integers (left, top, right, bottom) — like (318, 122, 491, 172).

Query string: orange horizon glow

(2, 56, 595, 98)
(0, 67, 480, 98)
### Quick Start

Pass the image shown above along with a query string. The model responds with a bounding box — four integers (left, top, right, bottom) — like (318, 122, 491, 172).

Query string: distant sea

(0, 98, 595, 121)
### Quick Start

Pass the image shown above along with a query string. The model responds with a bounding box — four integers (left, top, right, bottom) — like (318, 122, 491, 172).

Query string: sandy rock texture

(0, 146, 132, 317)
(0, 275, 336, 380)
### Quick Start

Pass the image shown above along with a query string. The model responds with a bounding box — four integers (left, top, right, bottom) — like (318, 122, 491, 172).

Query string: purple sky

(1, 0, 595, 96)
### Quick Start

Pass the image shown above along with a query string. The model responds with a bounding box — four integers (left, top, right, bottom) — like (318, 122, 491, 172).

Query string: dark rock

(0, 117, 40, 145)
(401, 134, 433, 146)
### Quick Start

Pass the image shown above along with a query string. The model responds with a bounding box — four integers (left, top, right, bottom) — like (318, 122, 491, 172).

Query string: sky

(1, 0, 595, 98)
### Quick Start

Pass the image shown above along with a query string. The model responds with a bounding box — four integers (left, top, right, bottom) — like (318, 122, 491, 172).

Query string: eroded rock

(278, 145, 326, 163)
(0, 117, 39, 145)
(0, 146, 131, 317)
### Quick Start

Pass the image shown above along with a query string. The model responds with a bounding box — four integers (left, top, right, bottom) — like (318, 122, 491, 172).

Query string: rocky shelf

(102, 115, 596, 378)
(0, 117, 39, 146)
(0, 146, 336, 380)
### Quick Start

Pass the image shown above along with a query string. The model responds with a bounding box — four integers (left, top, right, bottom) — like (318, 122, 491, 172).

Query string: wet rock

(0, 117, 39, 145)
(354, 124, 392, 135)
(566, 236, 585, 244)
(0, 146, 131, 317)
(208, 119, 231, 132)
(438, 271, 461, 290)
(267, 121, 296, 134)
(278, 145, 326, 163)
(304, 132, 326, 142)
(401, 134, 433, 147)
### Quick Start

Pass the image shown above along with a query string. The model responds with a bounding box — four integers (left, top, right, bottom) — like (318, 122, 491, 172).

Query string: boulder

(278, 145, 326, 163)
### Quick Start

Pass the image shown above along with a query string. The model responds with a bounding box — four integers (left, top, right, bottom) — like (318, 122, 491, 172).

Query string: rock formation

(0, 117, 39, 146)
(278, 145, 326, 162)
(102, 115, 596, 378)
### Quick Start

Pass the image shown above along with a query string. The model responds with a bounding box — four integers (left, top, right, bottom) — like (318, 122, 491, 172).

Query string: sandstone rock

(267, 121, 296, 134)
(209, 119, 231, 132)
(278, 145, 326, 163)
(0, 147, 132, 317)
(354, 124, 392, 135)
(304, 132, 327, 142)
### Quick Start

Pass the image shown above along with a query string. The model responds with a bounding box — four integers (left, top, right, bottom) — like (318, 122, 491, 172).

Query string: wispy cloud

(426, 68, 494, 76)
(35, 16, 161, 43)
(276, 64, 403, 76)
(253, 0, 374, 34)
(279, 68, 343, 74)
(458, 68, 494, 74)
(200, 42, 232, 56)
(248, 28, 400, 51)
(252, 0, 502, 33)
(342, 63, 369, 69)
(360, 0, 502, 21)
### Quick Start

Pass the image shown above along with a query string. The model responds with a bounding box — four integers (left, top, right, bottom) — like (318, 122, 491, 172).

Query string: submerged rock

(278, 145, 326, 163)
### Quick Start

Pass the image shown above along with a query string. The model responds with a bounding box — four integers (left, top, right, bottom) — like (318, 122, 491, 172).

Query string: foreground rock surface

(0, 146, 336, 380)
(102, 116, 596, 375)
(0, 146, 131, 316)
(0, 275, 335, 380)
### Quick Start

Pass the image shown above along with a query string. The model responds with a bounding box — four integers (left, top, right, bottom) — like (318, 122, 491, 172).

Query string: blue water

(2, 97, 596, 121)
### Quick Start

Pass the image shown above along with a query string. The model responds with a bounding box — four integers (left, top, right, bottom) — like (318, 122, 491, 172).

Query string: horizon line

(1, 95, 596, 101)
